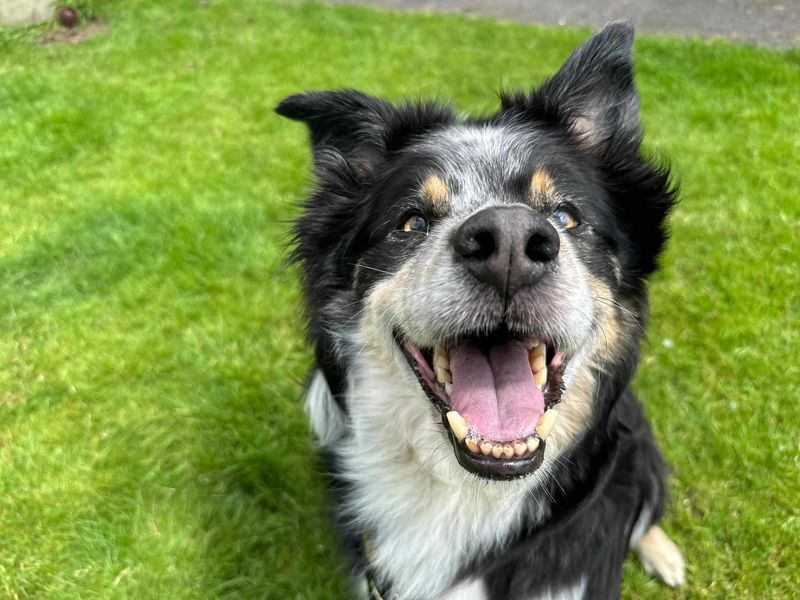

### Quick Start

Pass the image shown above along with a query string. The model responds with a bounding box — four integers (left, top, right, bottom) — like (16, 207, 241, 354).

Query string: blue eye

(403, 215, 428, 233)
(552, 209, 578, 229)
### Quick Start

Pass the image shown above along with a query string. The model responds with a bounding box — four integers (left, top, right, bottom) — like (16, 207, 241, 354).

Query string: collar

(363, 534, 386, 599)
(367, 576, 385, 600)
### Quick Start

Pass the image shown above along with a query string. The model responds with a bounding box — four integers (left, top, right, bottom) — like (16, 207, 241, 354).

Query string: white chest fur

(332, 357, 548, 599)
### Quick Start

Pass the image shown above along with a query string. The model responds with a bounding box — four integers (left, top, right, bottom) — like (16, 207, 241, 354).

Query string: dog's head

(279, 23, 675, 484)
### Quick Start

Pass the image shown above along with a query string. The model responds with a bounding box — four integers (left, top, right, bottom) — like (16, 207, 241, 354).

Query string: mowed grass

(1, 1, 798, 597)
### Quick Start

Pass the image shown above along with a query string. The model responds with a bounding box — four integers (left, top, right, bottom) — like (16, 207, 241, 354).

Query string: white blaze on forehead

(415, 124, 536, 214)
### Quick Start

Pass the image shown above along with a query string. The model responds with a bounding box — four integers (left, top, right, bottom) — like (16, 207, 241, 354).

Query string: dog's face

(279, 24, 674, 484)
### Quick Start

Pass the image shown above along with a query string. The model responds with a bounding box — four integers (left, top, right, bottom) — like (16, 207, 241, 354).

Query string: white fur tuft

(304, 369, 345, 446)
(529, 577, 588, 600)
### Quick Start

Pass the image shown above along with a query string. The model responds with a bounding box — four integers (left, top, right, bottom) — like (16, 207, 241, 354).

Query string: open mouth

(398, 325, 566, 480)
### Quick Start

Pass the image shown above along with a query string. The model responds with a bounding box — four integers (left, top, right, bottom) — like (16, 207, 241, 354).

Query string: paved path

(0, 0, 53, 26)
(325, 0, 800, 47)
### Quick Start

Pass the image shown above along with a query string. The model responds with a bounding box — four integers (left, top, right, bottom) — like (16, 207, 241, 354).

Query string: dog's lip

(395, 328, 567, 480)
(442, 413, 547, 480)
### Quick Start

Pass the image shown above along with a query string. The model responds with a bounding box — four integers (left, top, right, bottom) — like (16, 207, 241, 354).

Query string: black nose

(451, 205, 559, 297)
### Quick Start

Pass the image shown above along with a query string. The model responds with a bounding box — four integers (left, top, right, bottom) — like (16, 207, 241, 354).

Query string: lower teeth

(463, 433, 544, 458)
(446, 408, 560, 459)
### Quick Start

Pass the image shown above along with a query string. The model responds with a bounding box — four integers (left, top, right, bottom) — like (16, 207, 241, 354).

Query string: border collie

(276, 22, 685, 600)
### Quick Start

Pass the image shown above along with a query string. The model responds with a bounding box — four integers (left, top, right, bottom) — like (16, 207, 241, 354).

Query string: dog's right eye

(552, 208, 579, 230)
(402, 215, 429, 234)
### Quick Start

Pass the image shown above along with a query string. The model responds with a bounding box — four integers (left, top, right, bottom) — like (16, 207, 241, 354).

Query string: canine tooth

(534, 368, 547, 388)
(526, 437, 540, 453)
(502, 444, 514, 459)
(529, 343, 546, 374)
(480, 441, 494, 456)
(465, 438, 480, 454)
(491, 444, 504, 458)
(435, 366, 452, 384)
(445, 382, 453, 396)
(446, 411, 469, 443)
(433, 345, 450, 370)
(535, 409, 559, 440)
(514, 441, 527, 456)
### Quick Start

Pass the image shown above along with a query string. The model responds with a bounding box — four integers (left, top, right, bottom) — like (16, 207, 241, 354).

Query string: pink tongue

(448, 339, 544, 441)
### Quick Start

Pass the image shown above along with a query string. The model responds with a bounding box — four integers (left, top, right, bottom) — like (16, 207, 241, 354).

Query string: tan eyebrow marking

(529, 169, 554, 200)
(420, 174, 449, 212)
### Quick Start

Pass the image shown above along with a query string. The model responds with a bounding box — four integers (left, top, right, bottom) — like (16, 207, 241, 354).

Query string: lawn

(1, 1, 798, 598)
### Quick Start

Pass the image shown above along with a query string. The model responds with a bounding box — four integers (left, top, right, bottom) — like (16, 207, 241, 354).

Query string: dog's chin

(395, 325, 568, 481)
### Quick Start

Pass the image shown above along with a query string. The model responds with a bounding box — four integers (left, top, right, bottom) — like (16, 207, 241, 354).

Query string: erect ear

(276, 89, 453, 179)
(503, 22, 640, 155)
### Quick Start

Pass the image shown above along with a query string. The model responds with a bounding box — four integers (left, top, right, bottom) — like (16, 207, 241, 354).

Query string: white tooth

(502, 444, 514, 459)
(491, 444, 504, 459)
(435, 366, 452, 384)
(531, 354, 546, 372)
(523, 337, 540, 350)
(433, 345, 450, 370)
(465, 438, 480, 454)
(446, 411, 469, 443)
(535, 409, 559, 440)
(480, 441, 494, 456)
(514, 440, 527, 456)
(534, 368, 547, 388)
(444, 382, 453, 396)
(527, 436, 540, 453)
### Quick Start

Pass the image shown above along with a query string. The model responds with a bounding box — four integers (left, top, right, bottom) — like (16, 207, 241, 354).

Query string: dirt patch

(40, 19, 107, 45)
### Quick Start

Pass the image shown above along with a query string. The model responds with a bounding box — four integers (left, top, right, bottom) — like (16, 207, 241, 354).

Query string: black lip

(396, 329, 562, 481)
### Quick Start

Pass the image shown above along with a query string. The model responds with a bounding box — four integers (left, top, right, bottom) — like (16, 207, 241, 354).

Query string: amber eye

(552, 209, 578, 229)
(402, 214, 429, 233)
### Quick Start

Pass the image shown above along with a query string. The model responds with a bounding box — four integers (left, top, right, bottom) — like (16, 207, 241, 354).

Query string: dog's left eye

(552, 209, 579, 230)
(402, 215, 429, 233)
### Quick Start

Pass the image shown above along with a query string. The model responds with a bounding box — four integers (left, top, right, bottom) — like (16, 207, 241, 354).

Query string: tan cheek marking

(587, 274, 623, 361)
(549, 272, 628, 452)
(421, 174, 449, 213)
(363, 259, 427, 373)
(529, 169, 554, 202)
(552, 368, 596, 449)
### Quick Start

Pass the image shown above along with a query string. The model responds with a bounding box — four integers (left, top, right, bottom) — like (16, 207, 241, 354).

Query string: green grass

(1, 1, 798, 597)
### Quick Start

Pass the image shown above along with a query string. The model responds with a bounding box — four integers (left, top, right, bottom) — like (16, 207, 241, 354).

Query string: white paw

(633, 525, 685, 587)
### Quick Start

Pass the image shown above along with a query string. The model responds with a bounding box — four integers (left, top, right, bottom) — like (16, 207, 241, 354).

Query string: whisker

(348, 263, 399, 277)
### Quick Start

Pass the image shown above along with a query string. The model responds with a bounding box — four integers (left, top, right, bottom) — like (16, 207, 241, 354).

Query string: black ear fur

(276, 90, 454, 178)
(502, 22, 640, 156)
(276, 90, 390, 176)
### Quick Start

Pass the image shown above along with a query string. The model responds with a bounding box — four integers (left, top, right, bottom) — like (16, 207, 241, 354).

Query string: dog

(276, 22, 685, 600)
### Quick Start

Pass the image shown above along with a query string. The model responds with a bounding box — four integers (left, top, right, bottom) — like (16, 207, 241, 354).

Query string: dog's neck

(331, 355, 553, 598)
(310, 338, 626, 598)
(345, 418, 621, 600)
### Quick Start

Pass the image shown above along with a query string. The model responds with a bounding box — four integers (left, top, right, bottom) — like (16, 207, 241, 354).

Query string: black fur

(278, 21, 678, 599)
